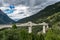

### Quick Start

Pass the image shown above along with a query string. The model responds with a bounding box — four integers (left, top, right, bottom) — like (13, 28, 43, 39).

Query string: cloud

(0, 0, 60, 21)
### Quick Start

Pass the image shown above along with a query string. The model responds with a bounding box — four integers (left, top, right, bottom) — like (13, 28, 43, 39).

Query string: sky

(0, 0, 60, 21)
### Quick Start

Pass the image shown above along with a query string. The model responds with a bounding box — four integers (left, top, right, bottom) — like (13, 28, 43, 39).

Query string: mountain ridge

(0, 10, 15, 24)
(17, 2, 60, 23)
(0, 2, 60, 24)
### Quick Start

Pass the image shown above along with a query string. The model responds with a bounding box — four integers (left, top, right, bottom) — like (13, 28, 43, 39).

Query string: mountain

(0, 0, 60, 21)
(17, 2, 60, 24)
(0, 1, 60, 24)
(0, 10, 15, 24)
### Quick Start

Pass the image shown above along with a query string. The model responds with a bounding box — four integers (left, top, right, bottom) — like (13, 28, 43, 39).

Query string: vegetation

(12, 24, 17, 29)
(0, 2, 60, 40)
(0, 28, 44, 40)
(0, 20, 60, 40)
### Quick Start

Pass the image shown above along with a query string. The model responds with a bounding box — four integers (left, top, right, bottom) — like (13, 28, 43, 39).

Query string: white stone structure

(0, 22, 49, 33)
(28, 22, 49, 33)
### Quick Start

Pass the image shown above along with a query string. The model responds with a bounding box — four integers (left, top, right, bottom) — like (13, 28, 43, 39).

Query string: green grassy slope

(17, 2, 60, 33)
(17, 2, 60, 25)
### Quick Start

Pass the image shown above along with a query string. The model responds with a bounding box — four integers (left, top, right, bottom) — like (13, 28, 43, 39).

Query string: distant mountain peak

(0, 9, 15, 24)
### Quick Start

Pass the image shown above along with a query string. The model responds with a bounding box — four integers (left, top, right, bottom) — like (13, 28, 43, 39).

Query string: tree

(12, 24, 17, 29)
(45, 29, 59, 40)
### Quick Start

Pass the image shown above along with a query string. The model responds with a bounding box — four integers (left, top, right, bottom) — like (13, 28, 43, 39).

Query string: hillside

(0, 2, 60, 25)
(0, 2, 60, 40)
(0, 10, 15, 24)
(17, 2, 60, 25)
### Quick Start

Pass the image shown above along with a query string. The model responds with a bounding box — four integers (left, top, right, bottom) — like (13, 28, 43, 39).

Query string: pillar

(43, 25, 46, 33)
(28, 22, 32, 33)
(28, 26, 32, 33)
